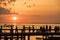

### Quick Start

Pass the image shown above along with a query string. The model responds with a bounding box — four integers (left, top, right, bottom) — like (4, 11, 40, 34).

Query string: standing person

(49, 26, 51, 33)
(0, 26, 2, 34)
(45, 25, 48, 33)
(15, 26, 18, 33)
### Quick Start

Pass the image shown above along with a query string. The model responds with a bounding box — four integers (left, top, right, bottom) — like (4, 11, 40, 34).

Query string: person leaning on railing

(54, 26, 59, 33)
(40, 27, 46, 33)
(49, 26, 51, 33)
(0, 26, 2, 34)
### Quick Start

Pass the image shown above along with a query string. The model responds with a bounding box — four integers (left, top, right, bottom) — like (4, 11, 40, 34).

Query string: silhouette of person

(10, 26, 13, 34)
(15, 26, 18, 33)
(22, 25, 25, 33)
(46, 25, 48, 33)
(42, 27, 46, 33)
(54, 26, 59, 33)
(32, 25, 34, 33)
(0, 26, 2, 34)
(49, 26, 51, 33)
(29, 27, 31, 33)
(40, 27, 45, 33)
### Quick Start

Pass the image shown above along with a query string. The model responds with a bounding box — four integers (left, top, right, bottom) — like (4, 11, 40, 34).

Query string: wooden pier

(0, 25, 60, 40)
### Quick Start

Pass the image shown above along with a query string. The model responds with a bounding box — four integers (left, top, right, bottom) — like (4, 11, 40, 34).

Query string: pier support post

(21, 35, 23, 40)
(28, 35, 30, 40)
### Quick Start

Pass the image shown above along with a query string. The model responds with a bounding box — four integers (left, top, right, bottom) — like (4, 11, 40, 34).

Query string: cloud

(10, 0, 16, 2)
(0, 7, 10, 14)
(0, 0, 16, 6)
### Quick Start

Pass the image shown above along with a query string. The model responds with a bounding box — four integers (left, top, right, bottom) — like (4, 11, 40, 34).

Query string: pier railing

(0, 25, 60, 40)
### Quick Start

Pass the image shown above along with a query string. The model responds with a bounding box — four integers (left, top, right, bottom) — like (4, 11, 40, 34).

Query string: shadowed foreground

(0, 24, 60, 40)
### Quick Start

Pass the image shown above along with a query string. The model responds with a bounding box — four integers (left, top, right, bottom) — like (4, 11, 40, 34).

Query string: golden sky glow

(0, 0, 60, 24)
(0, 0, 60, 14)
(10, 0, 60, 14)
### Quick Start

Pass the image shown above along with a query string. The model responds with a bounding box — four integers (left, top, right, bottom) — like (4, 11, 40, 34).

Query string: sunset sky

(0, 0, 60, 24)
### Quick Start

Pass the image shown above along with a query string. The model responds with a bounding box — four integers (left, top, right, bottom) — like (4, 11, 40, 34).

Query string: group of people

(0, 25, 60, 34)
(35, 25, 60, 33)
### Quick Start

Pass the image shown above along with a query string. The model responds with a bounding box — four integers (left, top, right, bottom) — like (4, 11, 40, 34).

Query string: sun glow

(12, 16, 17, 20)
